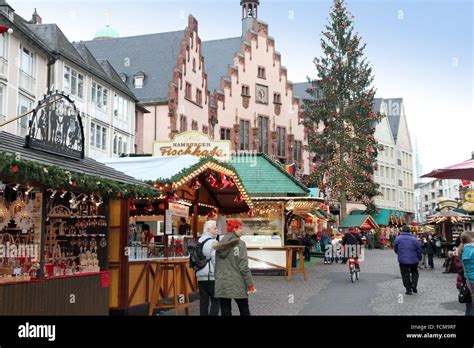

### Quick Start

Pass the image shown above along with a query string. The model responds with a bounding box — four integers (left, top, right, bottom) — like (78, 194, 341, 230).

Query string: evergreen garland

(0, 151, 158, 199)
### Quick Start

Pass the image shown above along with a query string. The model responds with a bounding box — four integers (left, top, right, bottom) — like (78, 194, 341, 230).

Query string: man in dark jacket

(214, 220, 255, 316)
(424, 234, 436, 269)
(394, 225, 422, 295)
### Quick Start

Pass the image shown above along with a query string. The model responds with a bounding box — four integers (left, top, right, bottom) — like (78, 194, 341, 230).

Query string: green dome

(94, 25, 119, 40)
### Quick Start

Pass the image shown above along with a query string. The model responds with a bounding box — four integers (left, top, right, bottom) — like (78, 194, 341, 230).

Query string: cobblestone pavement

(162, 248, 465, 316)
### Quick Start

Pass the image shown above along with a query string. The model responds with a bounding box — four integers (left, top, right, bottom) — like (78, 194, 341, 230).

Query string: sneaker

(412, 288, 417, 293)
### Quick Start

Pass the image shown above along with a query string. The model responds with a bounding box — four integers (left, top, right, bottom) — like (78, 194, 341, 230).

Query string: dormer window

(133, 72, 145, 89)
(120, 73, 127, 83)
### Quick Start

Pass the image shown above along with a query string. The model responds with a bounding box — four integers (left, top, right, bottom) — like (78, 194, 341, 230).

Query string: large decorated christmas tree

(302, 0, 383, 220)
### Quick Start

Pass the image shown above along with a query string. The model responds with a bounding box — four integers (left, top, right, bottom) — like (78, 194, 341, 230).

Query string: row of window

(90, 122, 128, 155)
(184, 82, 203, 106)
(179, 115, 208, 134)
(241, 84, 281, 103)
(232, 119, 301, 161)
(64, 66, 129, 118)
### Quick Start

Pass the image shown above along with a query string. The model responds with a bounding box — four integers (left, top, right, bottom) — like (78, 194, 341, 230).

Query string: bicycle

(348, 256, 360, 283)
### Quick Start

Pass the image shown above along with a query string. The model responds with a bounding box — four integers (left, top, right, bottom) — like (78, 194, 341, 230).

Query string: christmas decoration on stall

(302, 0, 383, 219)
(0, 151, 157, 199)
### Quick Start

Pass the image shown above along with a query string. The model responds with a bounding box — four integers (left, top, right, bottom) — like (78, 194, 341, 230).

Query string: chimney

(471, 151, 474, 160)
(30, 8, 42, 24)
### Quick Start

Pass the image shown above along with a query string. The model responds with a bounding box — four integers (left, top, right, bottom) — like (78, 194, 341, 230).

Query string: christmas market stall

(98, 155, 252, 314)
(0, 92, 155, 315)
(228, 154, 324, 273)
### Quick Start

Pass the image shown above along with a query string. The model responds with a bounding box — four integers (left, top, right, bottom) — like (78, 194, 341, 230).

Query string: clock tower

(241, 0, 259, 37)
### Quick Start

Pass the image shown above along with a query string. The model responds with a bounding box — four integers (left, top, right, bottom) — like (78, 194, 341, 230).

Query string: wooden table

(148, 258, 191, 316)
(285, 246, 307, 281)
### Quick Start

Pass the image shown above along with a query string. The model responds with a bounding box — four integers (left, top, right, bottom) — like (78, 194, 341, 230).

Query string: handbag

(458, 279, 472, 304)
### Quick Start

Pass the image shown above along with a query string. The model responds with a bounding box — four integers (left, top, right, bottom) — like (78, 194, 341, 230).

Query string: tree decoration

(302, 0, 384, 218)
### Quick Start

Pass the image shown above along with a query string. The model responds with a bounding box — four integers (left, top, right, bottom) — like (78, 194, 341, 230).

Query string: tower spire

(241, 0, 259, 37)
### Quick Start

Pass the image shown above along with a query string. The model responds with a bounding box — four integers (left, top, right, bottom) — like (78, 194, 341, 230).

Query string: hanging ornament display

(129, 198, 137, 212)
(206, 173, 218, 189)
(233, 196, 244, 203)
(219, 173, 235, 190)
(191, 180, 201, 190)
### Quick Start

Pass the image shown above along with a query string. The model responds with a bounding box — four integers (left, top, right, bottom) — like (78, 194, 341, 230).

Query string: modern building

(83, 0, 310, 174)
(415, 179, 473, 223)
(0, 2, 148, 158)
(293, 81, 416, 220)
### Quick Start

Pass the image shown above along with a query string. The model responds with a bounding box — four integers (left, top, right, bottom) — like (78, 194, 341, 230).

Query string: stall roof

(97, 155, 200, 181)
(351, 209, 406, 226)
(340, 214, 379, 229)
(230, 154, 309, 196)
(98, 155, 253, 213)
(0, 131, 147, 187)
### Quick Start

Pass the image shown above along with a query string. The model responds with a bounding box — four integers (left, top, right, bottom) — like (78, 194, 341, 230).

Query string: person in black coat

(425, 234, 436, 269)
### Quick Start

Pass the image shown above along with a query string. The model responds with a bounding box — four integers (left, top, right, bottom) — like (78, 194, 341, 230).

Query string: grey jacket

(214, 233, 253, 299)
(195, 233, 216, 282)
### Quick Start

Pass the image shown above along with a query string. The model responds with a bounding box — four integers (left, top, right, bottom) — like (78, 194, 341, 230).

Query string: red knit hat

(227, 220, 243, 233)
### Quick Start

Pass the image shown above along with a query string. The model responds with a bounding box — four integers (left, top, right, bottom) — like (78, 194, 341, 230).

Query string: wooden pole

(192, 187, 199, 239)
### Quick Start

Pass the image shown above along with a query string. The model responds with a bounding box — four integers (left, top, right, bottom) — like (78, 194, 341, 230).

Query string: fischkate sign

(153, 131, 231, 161)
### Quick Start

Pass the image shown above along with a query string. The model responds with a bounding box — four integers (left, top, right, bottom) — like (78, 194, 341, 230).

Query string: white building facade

(0, 4, 139, 159)
(372, 98, 415, 218)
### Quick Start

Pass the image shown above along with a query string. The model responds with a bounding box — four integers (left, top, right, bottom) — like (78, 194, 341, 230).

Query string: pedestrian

(196, 220, 220, 316)
(330, 235, 340, 263)
(178, 217, 191, 236)
(379, 232, 386, 250)
(367, 229, 374, 250)
(458, 231, 474, 316)
(302, 231, 313, 261)
(424, 234, 436, 269)
(214, 219, 256, 316)
(394, 225, 422, 295)
(321, 232, 330, 264)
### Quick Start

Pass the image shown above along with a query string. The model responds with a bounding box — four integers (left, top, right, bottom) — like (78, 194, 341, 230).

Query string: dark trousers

(304, 247, 311, 261)
(198, 281, 220, 316)
(399, 263, 419, 291)
(427, 253, 434, 268)
(220, 298, 250, 316)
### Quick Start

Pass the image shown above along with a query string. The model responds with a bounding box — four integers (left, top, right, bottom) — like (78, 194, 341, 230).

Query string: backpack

(188, 238, 213, 272)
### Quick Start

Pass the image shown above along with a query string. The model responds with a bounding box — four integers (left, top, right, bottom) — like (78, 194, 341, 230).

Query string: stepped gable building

(84, 0, 310, 174)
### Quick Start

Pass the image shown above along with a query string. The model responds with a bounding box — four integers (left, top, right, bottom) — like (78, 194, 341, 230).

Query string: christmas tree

(302, 0, 383, 220)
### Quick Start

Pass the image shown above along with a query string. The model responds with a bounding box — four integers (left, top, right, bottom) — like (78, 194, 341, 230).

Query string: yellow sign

(463, 189, 474, 212)
(153, 131, 231, 161)
(438, 200, 458, 211)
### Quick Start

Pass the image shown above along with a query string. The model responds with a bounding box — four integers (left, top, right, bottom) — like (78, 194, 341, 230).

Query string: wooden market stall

(99, 155, 253, 315)
(0, 92, 154, 315)
(228, 154, 324, 273)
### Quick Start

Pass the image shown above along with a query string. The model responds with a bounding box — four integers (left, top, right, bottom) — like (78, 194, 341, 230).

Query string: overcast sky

(9, 0, 473, 178)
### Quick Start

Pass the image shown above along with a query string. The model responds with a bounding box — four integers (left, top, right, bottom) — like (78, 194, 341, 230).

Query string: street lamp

(0, 26, 13, 35)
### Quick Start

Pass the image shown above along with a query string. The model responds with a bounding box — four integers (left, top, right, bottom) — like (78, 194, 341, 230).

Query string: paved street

(163, 248, 465, 316)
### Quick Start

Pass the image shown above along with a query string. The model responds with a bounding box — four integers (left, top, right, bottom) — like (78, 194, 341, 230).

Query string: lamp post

(0, 26, 13, 34)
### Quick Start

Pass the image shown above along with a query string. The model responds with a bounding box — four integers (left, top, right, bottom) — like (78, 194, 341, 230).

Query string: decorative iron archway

(25, 91, 85, 160)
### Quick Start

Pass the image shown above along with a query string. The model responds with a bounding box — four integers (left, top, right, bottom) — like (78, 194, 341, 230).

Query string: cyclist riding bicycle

(341, 228, 363, 270)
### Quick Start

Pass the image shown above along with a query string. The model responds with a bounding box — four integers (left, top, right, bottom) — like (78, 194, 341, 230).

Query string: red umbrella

(421, 155, 474, 181)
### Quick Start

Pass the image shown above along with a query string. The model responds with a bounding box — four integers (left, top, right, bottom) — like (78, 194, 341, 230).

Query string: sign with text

(168, 203, 189, 218)
(153, 131, 231, 161)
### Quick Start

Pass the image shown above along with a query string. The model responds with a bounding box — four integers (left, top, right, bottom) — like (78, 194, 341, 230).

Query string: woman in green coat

(214, 220, 256, 316)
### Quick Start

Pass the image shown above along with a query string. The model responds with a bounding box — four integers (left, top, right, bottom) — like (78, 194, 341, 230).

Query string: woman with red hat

(214, 219, 256, 316)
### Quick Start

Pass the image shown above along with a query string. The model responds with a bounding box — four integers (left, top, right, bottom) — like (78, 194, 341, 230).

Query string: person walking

(196, 220, 220, 316)
(458, 231, 474, 316)
(367, 230, 375, 250)
(394, 225, 422, 295)
(321, 232, 330, 264)
(214, 220, 255, 316)
(425, 234, 437, 269)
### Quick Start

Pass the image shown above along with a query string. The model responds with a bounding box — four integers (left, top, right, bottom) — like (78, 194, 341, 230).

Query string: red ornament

(117, 192, 122, 198)
(11, 165, 19, 174)
(129, 198, 137, 212)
